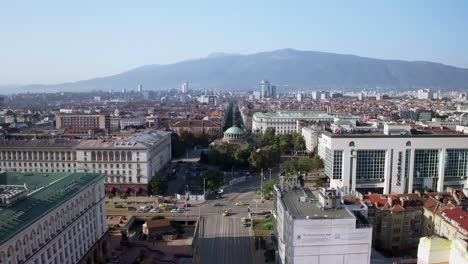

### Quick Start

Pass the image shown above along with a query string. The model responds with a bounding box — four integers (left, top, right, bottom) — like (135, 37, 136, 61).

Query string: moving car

(241, 217, 251, 227)
(223, 209, 230, 216)
(171, 208, 185, 213)
(235, 202, 247, 206)
(213, 203, 223, 207)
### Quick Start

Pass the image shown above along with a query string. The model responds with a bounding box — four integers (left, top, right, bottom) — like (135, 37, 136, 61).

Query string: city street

(197, 175, 271, 264)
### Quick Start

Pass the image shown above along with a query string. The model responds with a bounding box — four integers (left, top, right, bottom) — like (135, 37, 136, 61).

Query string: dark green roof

(224, 126, 245, 135)
(0, 172, 105, 245)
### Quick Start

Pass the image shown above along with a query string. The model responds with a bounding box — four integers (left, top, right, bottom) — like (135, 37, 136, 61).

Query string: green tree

(261, 127, 277, 146)
(120, 193, 129, 200)
(262, 145, 281, 167)
(150, 177, 168, 195)
(261, 179, 279, 199)
(248, 150, 266, 171)
(234, 143, 253, 167)
(293, 133, 306, 151)
(107, 192, 115, 200)
(278, 134, 293, 152)
(297, 157, 313, 173)
(280, 159, 298, 175)
(311, 155, 324, 170)
(203, 169, 224, 193)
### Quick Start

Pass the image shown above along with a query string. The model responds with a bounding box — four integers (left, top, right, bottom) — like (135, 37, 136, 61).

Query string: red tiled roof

(171, 120, 221, 128)
(442, 208, 468, 232)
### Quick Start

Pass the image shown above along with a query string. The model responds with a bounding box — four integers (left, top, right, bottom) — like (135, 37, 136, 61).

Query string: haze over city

(1, 0, 468, 85)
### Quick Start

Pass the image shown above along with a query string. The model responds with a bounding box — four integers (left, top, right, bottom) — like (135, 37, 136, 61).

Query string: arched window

(127, 151, 132, 161)
(91, 151, 96, 161)
(349, 141, 355, 147)
(406, 141, 411, 146)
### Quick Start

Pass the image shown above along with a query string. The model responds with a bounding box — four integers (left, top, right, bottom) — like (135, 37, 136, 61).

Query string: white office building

(0, 171, 107, 264)
(252, 110, 357, 134)
(273, 186, 372, 264)
(319, 123, 468, 195)
(417, 89, 433, 100)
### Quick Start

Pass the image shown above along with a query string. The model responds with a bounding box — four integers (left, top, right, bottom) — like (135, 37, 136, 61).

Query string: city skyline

(1, 0, 468, 85)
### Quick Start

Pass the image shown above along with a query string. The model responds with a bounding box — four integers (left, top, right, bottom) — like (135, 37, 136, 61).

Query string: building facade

(55, 114, 110, 132)
(252, 111, 342, 134)
(0, 131, 171, 195)
(273, 186, 372, 264)
(319, 125, 468, 195)
(0, 172, 107, 264)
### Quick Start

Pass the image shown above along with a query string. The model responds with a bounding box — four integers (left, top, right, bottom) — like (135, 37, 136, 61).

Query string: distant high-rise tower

(122, 88, 127, 94)
(270, 85, 277, 98)
(137, 84, 143, 93)
(181, 82, 189, 93)
(260, 80, 271, 99)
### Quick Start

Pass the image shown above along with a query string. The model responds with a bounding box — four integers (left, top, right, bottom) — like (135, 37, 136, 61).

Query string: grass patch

(253, 215, 274, 237)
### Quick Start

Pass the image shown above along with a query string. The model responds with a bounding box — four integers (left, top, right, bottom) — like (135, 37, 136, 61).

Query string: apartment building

(319, 123, 468, 195)
(273, 186, 372, 264)
(0, 131, 171, 195)
(0, 171, 107, 264)
(55, 113, 110, 132)
(363, 193, 425, 252)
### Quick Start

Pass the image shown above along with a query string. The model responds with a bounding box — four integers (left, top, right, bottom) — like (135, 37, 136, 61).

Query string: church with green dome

(222, 126, 247, 144)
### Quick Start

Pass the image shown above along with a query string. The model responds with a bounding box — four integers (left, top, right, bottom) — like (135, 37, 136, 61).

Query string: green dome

(224, 126, 245, 135)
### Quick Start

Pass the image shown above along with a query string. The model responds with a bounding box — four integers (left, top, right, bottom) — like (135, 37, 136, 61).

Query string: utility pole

(260, 168, 264, 200)
(268, 168, 272, 181)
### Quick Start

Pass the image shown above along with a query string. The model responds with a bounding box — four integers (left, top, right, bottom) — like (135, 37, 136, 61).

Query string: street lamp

(268, 168, 272, 181)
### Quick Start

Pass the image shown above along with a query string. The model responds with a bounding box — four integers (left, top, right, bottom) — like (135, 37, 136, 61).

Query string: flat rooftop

(0, 172, 105, 245)
(278, 186, 354, 220)
(322, 128, 468, 138)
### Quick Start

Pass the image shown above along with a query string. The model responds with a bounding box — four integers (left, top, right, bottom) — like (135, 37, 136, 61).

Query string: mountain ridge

(4, 49, 468, 94)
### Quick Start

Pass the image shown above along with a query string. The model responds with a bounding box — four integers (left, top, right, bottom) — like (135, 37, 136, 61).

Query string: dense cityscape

(0, 80, 467, 264)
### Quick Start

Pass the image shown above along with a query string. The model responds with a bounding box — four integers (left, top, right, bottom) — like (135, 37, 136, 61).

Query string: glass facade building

(325, 148, 343, 179)
(356, 150, 386, 180)
(444, 149, 468, 189)
(413, 149, 439, 178)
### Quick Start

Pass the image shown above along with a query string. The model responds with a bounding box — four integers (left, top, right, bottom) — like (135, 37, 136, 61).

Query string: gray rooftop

(277, 186, 354, 219)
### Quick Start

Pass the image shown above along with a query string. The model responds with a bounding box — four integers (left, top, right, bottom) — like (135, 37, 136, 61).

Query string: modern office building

(55, 113, 110, 132)
(0, 131, 171, 195)
(273, 186, 373, 264)
(319, 123, 468, 195)
(0, 171, 107, 264)
(252, 110, 357, 134)
(259, 80, 276, 99)
(181, 82, 189, 93)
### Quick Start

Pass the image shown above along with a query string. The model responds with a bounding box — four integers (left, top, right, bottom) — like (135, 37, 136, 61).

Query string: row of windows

(0, 150, 76, 161)
(356, 150, 386, 180)
(327, 148, 468, 181)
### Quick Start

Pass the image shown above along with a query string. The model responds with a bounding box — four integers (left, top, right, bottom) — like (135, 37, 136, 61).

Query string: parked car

(213, 203, 223, 207)
(149, 208, 160, 213)
(171, 208, 184, 213)
(235, 202, 247, 206)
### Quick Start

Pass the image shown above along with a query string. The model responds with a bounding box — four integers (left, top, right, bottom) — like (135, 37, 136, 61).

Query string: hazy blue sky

(1, 0, 467, 85)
